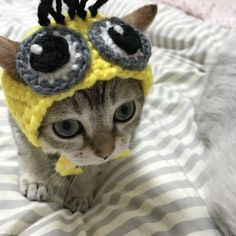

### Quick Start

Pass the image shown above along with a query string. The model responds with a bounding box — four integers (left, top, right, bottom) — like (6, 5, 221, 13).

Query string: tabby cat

(0, 4, 157, 212)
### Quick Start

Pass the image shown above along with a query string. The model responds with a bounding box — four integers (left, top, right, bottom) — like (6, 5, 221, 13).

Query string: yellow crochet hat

(1, 14, 153, 146)
(1, 0, 153, 175)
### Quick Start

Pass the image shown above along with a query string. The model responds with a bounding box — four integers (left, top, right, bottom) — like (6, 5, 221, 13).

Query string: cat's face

(39, 78, 144, 166)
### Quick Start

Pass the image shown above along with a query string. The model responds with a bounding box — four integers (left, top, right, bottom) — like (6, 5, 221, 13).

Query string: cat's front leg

(64, 166, 103, 213)
(64, 193, 94, 213)
(64, 175, 95, 213)
(17, 145, 52, 202)
(10, 115, 52, 202)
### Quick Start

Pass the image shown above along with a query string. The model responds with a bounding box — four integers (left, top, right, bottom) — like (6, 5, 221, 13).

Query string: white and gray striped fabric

(0, 0, 229, 235)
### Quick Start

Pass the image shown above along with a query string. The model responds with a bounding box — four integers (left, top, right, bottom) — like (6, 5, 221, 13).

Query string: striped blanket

(0, 0, 228, 235)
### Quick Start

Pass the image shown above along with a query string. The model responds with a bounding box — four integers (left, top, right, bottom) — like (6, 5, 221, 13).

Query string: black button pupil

(44, 41, 59, 53)
(108, 24, 142, 55)
(30, 34, 70, 73)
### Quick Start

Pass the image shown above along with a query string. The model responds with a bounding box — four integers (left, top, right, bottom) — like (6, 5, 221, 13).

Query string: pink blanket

(160, 0, 236, 29)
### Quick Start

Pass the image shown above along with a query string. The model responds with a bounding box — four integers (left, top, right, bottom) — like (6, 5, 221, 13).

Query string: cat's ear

(123, 4, 158, 31)
(0, 36, 19, 77)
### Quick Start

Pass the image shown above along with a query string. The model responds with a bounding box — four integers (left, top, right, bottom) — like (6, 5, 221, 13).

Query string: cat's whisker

(43, 171, 59, 194)
(51, 177, 63, 202)
(61, 175, 75, 208)
(55, 175, 68, 204)
(26, 166, 56, 183)
(51, 174, 63, 202)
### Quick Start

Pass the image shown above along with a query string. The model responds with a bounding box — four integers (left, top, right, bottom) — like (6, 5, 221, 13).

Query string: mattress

(0, 0, 228, 235)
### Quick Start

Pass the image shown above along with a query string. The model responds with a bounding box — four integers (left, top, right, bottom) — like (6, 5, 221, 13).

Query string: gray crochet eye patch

(88, 17, 152, 71)
(16, 27, 90, 95)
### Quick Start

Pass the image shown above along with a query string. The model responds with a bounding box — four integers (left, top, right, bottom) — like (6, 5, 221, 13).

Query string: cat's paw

(20, 178, 49, 202)
(64, 195, 93, 213)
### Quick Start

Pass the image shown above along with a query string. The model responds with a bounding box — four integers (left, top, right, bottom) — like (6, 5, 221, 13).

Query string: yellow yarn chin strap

(55, 149, 131, 176)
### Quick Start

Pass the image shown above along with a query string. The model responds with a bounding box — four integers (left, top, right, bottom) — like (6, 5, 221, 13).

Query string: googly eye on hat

(88, 17, 152, 71)
(16, 27, 90, 95)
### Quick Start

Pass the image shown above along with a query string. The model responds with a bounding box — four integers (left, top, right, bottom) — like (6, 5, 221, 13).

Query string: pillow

(160, 0, 236, 29)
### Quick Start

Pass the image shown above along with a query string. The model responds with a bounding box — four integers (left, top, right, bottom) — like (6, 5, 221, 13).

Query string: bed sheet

(0, 0, 229, 235)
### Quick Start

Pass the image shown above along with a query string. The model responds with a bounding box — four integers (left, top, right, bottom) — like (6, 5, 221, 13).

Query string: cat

(0, 4, 157, 212)
(10, 77, 145, 212)
(195, 31, 236, 235)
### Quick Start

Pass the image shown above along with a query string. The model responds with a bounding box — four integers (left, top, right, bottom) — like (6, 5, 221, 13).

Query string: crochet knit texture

(1, 13, 153, 147)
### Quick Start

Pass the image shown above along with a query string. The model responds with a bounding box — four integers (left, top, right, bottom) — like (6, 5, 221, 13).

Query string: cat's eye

(53, 120, 83, 138)
(88, 17, 151, 71)
(114, 102, 136, 122)
(16, 27, 90, 95)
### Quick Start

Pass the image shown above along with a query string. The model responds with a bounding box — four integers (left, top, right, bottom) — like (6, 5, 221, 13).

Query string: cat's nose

(92, 132, 115, 160)
(95, 143, 115, 159)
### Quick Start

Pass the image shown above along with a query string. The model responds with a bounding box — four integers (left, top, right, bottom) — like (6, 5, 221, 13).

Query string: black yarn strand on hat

(63, 0, 76, 20)
(77, 0, 88, 20)
(38, 0, 65, 26)
(89, 0, 109, 17)
(38, 0, 110, 26)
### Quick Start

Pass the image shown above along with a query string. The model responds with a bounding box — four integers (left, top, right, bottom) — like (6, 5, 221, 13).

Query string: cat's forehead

(49, 78, 143, 113)
(80, 78, 143, 102)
